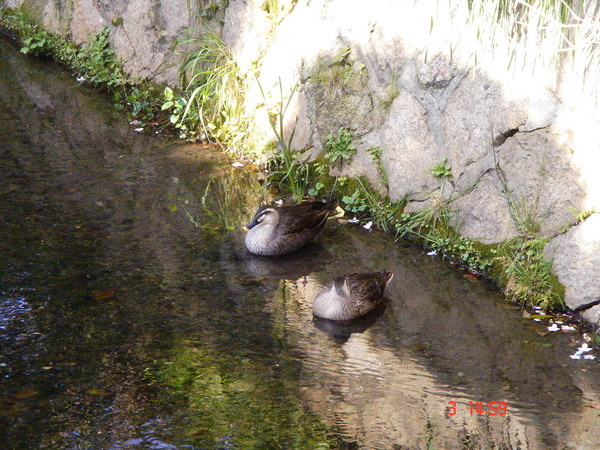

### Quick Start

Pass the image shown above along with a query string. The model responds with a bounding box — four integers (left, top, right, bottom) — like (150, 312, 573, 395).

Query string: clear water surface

(1, 36, 599, 449)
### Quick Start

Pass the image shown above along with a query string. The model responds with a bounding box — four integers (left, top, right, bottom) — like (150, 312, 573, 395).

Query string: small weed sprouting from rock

(495, 237, 563, 310)
(428, 157, 453, 180)
(257, 78, 314, 201)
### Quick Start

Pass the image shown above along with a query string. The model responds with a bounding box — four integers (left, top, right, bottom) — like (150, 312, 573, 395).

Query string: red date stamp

(447, 401, 508, 416)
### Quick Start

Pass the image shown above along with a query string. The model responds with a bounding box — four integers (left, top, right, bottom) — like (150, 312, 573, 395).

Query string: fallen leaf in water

(463, 273, 479, 282)
(92, 290, 116, 300)
(87, 389, 112, 396)
(14, 390, 38, 399)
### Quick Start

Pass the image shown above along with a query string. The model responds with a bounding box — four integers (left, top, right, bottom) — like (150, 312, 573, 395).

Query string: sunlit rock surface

(546, 214, 600, 326)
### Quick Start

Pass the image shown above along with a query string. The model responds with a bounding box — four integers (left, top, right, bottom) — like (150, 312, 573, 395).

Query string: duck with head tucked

(243, 199, 338, 256)
(313, 271, 393, 322)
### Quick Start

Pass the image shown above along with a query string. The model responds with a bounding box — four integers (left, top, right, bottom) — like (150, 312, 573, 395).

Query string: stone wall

(4, 0, 600, 326)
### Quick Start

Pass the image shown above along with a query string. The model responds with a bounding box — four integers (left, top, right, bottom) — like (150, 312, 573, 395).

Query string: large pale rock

(452, 172, 516, 242)
(380, 88, 437, 201)
(495, 130, 587, 237)
(545, 214, 600, 326)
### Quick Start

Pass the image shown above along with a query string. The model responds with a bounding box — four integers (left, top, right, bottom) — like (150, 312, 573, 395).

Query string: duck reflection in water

(312, 302, 387, 344)
(243, 242, 332, 278)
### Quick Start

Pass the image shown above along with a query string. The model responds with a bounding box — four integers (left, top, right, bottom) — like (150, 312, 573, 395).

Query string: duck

(243, 199, 338, 256)
(312, 271, 393, 321)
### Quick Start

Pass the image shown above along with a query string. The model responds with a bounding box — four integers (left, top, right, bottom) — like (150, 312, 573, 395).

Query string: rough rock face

(5, 0, 600, 324)
(545, 214, 600, 327)
(6, 0, 201, 85)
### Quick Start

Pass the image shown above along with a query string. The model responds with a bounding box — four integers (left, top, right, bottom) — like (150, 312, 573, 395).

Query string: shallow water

(1, 36, 599, 448)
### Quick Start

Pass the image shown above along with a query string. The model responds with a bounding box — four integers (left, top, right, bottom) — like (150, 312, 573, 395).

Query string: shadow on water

(1, 36, 599, 448)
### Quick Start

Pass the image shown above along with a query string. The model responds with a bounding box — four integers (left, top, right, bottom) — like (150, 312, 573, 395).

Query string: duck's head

(243, 206, 280, 231)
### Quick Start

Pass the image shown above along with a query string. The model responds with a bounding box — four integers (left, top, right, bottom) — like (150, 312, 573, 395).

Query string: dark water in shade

(1, 36, 599, 449)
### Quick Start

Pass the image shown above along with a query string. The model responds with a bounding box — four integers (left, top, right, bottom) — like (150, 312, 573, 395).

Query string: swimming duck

(243, 199, 338, 256)
(312, 271, 393, 321)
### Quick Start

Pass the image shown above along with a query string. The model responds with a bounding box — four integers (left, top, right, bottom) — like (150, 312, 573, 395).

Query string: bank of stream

(1, 37, 599, 448)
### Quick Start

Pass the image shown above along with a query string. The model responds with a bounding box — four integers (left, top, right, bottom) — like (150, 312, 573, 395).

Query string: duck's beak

(242, 218, 259, 231)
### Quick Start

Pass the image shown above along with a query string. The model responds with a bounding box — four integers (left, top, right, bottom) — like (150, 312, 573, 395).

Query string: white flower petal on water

(561, 325, 576, 331)
(275, 199, 284, 205)
(348, 217, 359, 223)
(363, 221, 373, 230)
(134, 127, 144, 132)
(533, 318, 541, 322)
(76, 75, 86, 82)
(578, 343, 593, 352)
(570, 354, 582, 360)
(547, 324, 560, 332)
(584, 355, 596, 360)
(231, 162, 244, 167)
(427, 250, 437, 256)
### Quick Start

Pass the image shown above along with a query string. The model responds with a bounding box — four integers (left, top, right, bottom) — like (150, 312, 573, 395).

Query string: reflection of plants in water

(156, 343, 335, 447)
(172, 166, 263, 235)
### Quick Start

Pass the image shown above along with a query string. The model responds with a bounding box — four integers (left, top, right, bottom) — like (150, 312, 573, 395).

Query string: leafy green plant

(162, 31, 246, 144)
(20, 30, 51, 55)
(428, 157, 452, 180)
(574, 207, 596, 224)
(257, 78, 312, 201)
(496, 237, 563, 310)
(367, 146, 382, 161)
(324, 127, 356, 167)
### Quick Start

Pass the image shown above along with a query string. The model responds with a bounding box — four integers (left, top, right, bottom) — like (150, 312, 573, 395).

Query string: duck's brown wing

(346, 271, 392, 304)
(277, 200, 338, 235)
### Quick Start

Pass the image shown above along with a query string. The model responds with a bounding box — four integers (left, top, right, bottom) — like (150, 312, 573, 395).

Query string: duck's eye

(257, 208, 276, 222)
